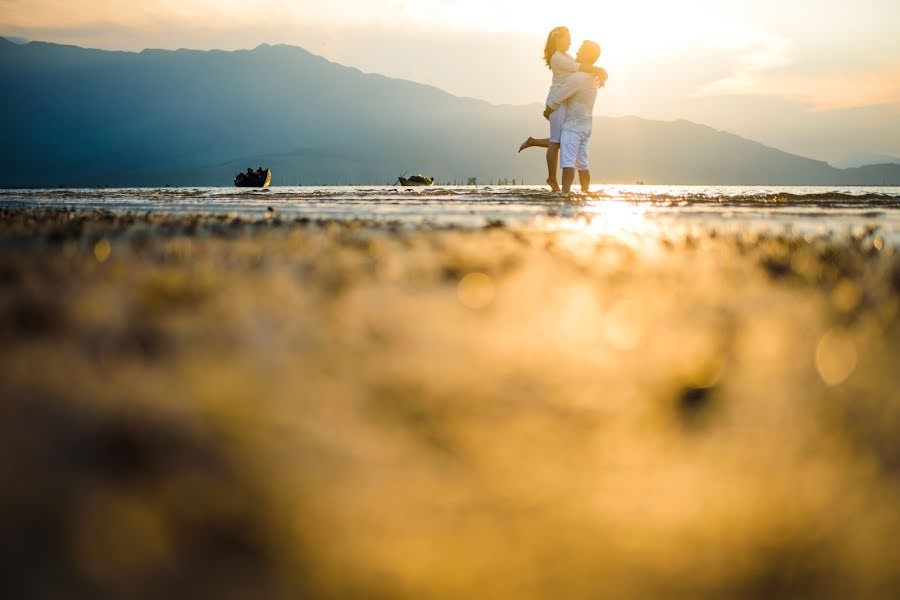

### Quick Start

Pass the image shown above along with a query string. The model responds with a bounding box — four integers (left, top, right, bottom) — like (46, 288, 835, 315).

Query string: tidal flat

(1, 207, 899, 599)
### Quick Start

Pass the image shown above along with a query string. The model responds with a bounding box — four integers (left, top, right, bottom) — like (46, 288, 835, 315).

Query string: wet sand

(2, 206, 899, 599)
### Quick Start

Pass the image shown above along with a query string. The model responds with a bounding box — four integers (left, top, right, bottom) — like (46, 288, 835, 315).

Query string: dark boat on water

(235, 167, 272, 188)
(398, 174, 434, 187)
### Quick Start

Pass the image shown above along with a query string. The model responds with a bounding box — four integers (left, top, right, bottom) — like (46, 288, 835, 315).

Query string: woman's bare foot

(546, 178, 560, 192)
(518, 137, 536, 153)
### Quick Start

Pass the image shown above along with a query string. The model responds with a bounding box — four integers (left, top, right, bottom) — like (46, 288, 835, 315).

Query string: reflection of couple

(519, 27, 607, 192)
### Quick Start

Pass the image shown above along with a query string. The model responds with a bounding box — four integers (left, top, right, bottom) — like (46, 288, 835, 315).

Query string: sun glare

(583, 200, 650, 236)
(551, 198, 652, 242)
(403, 0, 757, 66)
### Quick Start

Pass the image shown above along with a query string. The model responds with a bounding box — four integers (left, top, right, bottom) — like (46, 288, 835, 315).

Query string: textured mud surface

(1, 207, 899, 599)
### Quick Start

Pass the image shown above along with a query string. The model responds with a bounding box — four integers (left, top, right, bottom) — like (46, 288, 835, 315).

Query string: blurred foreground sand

(1, 207, 899, 599)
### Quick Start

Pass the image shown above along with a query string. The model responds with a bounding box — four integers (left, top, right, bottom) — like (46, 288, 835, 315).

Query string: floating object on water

(235, 168, 272, 188)
(398, 174, 434, 187)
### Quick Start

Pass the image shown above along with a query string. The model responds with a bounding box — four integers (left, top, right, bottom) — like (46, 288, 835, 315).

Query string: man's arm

(544, 74, 585, 119)
(577, 63, 608, 88)
(578, 64, 603, 78)
(547, 73, 585, 111)
(554, 51, 607, 85)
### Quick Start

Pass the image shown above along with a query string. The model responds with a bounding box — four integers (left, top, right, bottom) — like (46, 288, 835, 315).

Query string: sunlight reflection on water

(584, 200, 651, 236)
(1, 185, 899, 242)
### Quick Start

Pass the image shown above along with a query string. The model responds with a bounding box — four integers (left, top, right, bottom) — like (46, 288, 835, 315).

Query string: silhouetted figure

(544, 40, 602, 193)
(518, 27, 608, 191)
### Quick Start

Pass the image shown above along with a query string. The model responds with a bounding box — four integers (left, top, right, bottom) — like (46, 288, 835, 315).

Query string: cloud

(0, 0, 517, 31)
(769, 69, 900, 112)
(698, 39, 900, 112)
(697, 31, 792, 96)
(690, 4, 900, 112)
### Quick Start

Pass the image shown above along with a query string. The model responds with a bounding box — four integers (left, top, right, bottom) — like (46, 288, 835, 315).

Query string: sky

(2, 0, 900, 164)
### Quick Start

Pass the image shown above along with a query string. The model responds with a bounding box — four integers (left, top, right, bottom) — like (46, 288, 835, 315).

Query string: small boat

(235, 168, 272, 188)
(398, 174, 434, 187)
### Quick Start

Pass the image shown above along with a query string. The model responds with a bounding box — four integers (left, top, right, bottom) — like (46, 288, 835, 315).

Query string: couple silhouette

(519, 27, 607, 193)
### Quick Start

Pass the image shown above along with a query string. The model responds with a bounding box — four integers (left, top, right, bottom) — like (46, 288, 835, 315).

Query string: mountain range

(1, 37, 899, 187)
(834, 152, 900, 170)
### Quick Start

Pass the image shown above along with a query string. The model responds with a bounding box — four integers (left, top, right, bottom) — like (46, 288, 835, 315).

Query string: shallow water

(2, 185, 899, 242)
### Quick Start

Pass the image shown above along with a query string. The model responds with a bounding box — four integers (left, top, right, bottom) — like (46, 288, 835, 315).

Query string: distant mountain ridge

(1, 38, 898, 187)
(834, 152, 900, 170)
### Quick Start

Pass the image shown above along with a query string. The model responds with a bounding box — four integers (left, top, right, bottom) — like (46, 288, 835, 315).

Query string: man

(543, 41, 603, 193)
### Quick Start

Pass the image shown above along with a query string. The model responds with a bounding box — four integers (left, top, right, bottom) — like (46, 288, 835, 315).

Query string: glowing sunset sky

(2, 0, 899, 162)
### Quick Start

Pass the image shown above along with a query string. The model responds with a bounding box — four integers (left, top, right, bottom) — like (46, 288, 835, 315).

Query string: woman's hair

(543, 26, 569, 69)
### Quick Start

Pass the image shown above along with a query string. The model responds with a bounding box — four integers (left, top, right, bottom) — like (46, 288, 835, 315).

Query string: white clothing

(547, 71, 598, 137)
(545, 52, 579, 143)
(545, 51, 580, 104)
(549, 102, 567, 144)
(560, 129, 590, 171)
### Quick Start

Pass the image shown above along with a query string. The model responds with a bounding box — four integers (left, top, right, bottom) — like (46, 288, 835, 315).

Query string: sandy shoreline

(2, 206, 900, 598)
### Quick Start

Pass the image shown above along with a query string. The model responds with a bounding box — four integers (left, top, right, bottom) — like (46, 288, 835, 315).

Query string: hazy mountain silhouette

(1, 39, 898, 187)
(834, 152, 900, 170)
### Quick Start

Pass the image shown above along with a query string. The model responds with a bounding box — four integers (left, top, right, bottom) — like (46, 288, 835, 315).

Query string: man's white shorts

(559, 129, 590, 171)
(549, 104, 568, 144)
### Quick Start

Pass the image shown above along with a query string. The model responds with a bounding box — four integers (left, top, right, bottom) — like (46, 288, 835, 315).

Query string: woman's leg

(545, 105, 565, 190)
(546, 142, 560, 191)
(519, 137, 550, 153)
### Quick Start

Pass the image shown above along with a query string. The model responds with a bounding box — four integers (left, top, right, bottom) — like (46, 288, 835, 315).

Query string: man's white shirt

(547, 71, 597, 136)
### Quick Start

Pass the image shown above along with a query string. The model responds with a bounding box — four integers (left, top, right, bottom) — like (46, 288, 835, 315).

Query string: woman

(519, 26, 607, 191)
